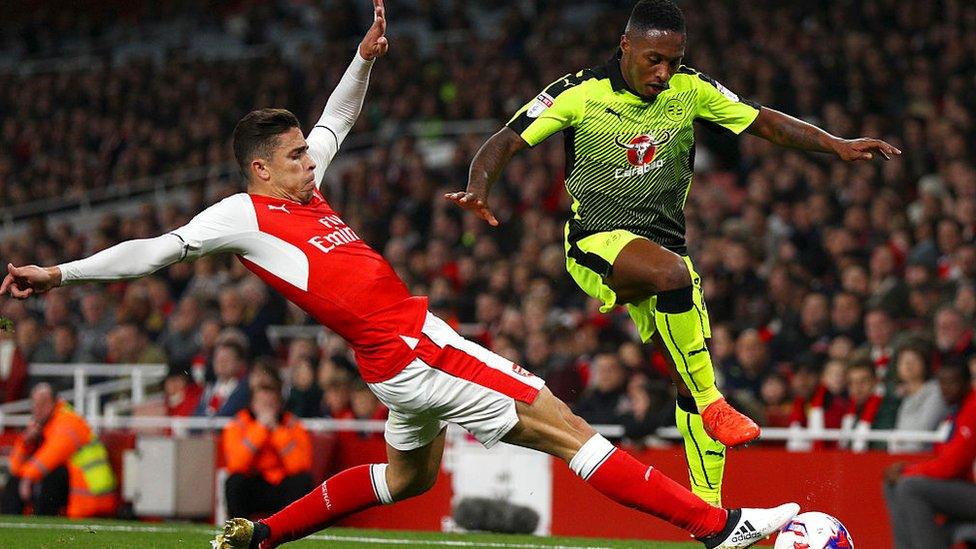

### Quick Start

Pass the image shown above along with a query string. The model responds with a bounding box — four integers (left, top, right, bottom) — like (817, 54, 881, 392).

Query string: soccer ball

(774, 511, 854, 549)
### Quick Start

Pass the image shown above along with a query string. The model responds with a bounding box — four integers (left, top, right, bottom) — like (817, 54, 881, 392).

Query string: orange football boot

(700, 398, 761, 447)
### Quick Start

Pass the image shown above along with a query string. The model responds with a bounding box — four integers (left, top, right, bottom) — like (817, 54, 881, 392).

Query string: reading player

(448, 0, 900, 506)
(1, 2, 798, 547)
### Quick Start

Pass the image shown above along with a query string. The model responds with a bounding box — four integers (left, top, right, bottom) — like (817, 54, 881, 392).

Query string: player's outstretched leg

(213, 429, 446, 549)
(610, 239, 759, 447)
(503, 388, 796, 548)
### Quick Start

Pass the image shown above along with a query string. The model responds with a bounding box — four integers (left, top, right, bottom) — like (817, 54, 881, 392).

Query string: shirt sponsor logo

(612, 131, 671, 179)
(308, 214, 362, 254)
(526, 93, 554, 118)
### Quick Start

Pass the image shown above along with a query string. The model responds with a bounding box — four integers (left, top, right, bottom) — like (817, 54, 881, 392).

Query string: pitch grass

(0, 515, 703, 548)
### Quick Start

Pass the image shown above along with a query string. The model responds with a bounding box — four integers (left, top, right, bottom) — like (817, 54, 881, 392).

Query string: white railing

(0, 363, 167, 418)
(0, 411, 950, 453)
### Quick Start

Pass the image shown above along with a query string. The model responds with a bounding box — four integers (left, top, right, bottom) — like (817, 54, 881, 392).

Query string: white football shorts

(368, 312, 545, 451)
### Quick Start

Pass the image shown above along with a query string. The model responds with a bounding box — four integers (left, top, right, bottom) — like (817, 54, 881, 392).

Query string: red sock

(261, 464, 390, 546)
(572, 435, 726, 539)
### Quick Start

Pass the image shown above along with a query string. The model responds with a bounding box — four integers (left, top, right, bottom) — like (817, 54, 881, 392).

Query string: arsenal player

(1, 2, 796, 547)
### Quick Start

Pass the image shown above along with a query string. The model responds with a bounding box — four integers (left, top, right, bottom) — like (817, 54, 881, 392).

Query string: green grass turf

(0, 516, 703, 548)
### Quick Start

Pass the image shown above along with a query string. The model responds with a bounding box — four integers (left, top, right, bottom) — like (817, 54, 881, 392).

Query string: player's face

(268, 127, 318, 204)
(619, 30, 685, 98)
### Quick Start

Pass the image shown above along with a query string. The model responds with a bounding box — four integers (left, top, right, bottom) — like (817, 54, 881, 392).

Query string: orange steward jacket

(223, 409, 312, 485)
(9, 401, 117, 517)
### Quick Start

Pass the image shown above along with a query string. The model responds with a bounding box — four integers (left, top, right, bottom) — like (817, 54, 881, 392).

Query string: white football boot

(700, 502, 800, 548)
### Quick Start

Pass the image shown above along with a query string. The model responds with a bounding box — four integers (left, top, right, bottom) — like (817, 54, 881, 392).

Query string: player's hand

(0, 264, 62, 299)
(884, 462, 905, 485)
(358, 0, 388, 61)
(831, 137, 901, 161)
(443, 191, 499, 226)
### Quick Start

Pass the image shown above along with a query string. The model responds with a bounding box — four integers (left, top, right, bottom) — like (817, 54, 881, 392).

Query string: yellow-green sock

(675, 395, 725, 506)
(654, 286, 722, 410)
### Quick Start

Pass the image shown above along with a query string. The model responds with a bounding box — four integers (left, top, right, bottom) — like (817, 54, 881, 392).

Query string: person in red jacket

(223, 380, 313, 519)
(884, 361, 976, 549)
(840, 360, 884, 451)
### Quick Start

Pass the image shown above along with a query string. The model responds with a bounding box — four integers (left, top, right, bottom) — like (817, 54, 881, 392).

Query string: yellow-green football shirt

(507, 54, 760, 253)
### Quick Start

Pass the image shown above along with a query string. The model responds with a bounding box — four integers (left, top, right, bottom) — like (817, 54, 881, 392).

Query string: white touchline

(0, 522, 613, 549)
(306, 533, 613, 548)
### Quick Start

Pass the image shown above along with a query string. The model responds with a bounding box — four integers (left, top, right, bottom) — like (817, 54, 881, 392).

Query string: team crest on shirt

(613, 131, 671, 178)
(664, 99, 685, 122)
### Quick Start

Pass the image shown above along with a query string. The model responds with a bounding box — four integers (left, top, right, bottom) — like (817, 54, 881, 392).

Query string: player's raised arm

(746, 106, 902, 162)
(306, 0, 388, 186)
(444, 127, 528, 227)
(447, 73, 585, 225)
(1, 194, 253, 300)
(1, 234, 185, 299)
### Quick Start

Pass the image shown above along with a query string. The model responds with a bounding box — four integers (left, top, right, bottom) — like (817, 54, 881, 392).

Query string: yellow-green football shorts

(564, 223, 710, 343)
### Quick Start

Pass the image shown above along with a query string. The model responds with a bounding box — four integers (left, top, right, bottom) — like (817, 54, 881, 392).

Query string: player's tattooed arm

(746, 107, 901, 162)
(445, 127, 528, 226)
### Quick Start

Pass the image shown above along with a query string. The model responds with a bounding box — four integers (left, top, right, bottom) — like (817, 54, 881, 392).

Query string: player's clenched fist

(359, 0, 388, 61)
(0, 263, 61, 299)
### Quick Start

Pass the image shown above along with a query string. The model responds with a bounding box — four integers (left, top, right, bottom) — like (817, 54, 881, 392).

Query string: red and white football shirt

(170, 190, 427, 382)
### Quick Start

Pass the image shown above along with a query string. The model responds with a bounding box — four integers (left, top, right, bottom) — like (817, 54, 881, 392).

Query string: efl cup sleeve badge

(713, 80, 740, 102)
(526, 92, 555, 118)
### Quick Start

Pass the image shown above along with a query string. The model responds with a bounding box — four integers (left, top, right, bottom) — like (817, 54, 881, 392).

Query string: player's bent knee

(387, 467, 438, 501)
(659, 255, 692, 291)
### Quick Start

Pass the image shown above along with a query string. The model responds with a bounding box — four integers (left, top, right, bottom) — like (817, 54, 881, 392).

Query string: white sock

(568, 434, 616, 481)
(369, 463, 394, 504)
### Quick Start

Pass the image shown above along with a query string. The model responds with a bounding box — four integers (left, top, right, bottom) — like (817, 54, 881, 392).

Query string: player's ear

(251, 158, 272, 182)
(620, 34, 629, 54)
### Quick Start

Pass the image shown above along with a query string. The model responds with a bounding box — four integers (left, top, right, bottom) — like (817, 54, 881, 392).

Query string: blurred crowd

(0, 0, 974, 454)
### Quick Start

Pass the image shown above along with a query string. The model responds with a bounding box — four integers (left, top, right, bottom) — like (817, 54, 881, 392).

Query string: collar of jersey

(605, 50, 658, 104)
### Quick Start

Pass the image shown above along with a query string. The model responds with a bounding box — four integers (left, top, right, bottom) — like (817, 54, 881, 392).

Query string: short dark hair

(232, 108, 301, 180)
(626, 0, 686, 35)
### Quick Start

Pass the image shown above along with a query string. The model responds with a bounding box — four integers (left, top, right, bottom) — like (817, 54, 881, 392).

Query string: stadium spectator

(1, 384, 116, 518)
(722, 329, 771, 416)
(0, 328, 28, 403)
(31, 324, 89, 366)
(321, 369, 353, 419)
(932, 306, 975, 373)
(884, 361, 976, 549)
(76, 290, 113, 362)
(573, 353, 629, 430)
(104, 323, 165, 365)
(13, 317, 46, 364)
(163, 363, 203, 417)
(285, 356, 323, 418)
(771, 292, 831, 364)
(861, 308, 898, 383)
(759, 374, 793, 428)
(223, 382, 313, 519)
(195, 340, 250, 418)
(890, 347, 949, 453)
(830, 292, 865, 345)
(840, 359, 887, 451)
(336, 380, 388, 443)
(156, 296, 203, 368)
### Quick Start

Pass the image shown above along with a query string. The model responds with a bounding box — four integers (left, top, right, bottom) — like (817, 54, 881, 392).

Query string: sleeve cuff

(350, 51, 375, 78)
